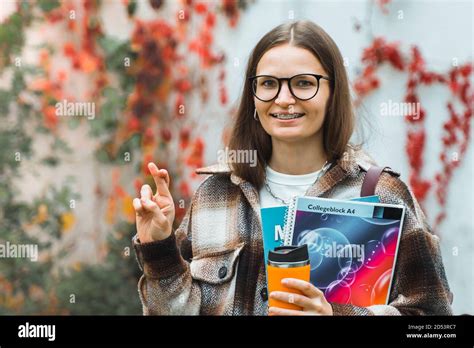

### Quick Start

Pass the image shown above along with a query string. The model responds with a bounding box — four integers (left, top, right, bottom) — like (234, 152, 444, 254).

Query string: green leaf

(67, 116, 81, 130)
(127, 0, 138, 17)
(41, 156, 59, 167)
(98, 36, 136, 71)
(12, 70, 26, 97)
(37, 0, 61, 12)
(89, 87, 123, 137)
(0, 13, 24, 69)
(0, 89, 11, 114)
(117, 133, 141, 158)
(98, 36, 123, 56)
(94, 147, 112, 163)
(52, 137, 73, 154)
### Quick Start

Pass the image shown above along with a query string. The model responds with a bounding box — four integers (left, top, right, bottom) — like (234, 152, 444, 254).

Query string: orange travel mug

(267, 245, 310, 311)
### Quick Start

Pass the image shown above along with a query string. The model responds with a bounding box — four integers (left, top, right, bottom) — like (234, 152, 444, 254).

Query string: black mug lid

(268, 245, 309, 263)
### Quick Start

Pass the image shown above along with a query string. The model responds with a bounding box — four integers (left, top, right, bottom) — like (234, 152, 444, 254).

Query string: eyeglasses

(249, 73, 331, 102)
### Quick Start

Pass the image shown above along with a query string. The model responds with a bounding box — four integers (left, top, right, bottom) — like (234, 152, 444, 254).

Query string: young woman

(132, 21, 453, 315)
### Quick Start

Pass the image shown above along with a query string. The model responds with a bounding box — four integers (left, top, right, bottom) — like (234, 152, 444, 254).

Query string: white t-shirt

(259, 165, 323, 209)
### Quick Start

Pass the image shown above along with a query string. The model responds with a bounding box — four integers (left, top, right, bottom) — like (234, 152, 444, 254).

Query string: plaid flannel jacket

(133, 146, 453, 315)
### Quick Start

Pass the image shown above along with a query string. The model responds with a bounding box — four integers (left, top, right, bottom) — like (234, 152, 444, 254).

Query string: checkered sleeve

(133, 205, 202, 315)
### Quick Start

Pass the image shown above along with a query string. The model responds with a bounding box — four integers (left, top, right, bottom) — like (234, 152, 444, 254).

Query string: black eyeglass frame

(248, 73, 332, 102)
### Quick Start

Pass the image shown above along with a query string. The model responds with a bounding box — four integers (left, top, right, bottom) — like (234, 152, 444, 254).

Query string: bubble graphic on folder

(364, 240, 384, 269)
(297, 227, 352, 289)
(325, 280, 351, 304)
(371, 268, 392, 305)
(382, 227, 399, 256)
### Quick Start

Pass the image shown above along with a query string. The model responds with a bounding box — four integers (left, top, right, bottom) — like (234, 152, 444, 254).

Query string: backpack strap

(360, 166, 386, 197)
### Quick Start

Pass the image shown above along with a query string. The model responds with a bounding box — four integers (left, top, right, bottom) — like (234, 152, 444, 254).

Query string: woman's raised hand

(133, 162, 175, 243)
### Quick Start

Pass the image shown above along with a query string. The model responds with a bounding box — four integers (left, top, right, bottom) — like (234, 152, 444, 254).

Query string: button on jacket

(133, 146, 453, 315)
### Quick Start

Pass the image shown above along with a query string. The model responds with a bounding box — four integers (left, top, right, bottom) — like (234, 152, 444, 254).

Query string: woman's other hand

(269, 278, 334, 316)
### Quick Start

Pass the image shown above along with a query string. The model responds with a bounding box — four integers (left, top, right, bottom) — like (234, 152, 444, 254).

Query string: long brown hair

(228, 20, 354, 190)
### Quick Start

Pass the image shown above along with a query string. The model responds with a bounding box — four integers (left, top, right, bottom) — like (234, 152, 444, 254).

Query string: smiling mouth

(270, 113, 305, 120)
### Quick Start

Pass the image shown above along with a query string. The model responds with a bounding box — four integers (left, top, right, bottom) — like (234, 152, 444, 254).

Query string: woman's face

(253, 44, 331, 143)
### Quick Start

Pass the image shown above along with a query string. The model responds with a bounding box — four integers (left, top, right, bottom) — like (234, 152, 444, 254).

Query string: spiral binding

(281, 161, 332, 247)
(283, 196, 299, 246)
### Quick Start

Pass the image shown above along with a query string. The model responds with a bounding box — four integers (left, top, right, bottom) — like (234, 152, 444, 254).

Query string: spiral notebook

(260, 195, 380, 266)
(283, 196, 405, 307)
